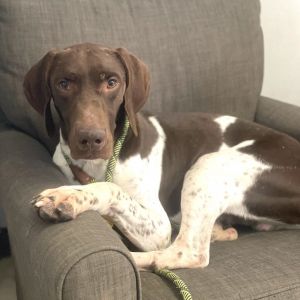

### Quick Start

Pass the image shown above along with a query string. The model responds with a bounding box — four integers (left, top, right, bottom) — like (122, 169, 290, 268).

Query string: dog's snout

(77, 128, 107, 152)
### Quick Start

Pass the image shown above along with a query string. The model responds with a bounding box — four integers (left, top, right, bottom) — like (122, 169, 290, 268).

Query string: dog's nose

(77, 129, 106, 152)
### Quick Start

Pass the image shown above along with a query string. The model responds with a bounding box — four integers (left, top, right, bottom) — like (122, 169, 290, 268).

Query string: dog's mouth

(71, 152, 111, 161)
(69, 146, 113, 161)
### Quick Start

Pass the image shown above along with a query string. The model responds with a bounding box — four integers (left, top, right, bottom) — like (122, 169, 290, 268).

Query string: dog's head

(23, 43, 150, 160)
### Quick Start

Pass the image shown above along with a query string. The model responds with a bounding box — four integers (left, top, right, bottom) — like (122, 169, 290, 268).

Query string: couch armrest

(255, 96, 300, 140)
(0, 128, 141, 300)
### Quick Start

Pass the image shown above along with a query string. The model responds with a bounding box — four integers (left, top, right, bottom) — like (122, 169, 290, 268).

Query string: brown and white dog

(24, 43, 300, 270)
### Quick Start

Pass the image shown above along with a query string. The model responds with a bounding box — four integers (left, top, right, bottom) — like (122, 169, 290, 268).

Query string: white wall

(261, 0, 300, 106)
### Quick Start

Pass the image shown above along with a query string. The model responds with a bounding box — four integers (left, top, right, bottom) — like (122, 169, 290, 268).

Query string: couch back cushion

(0, 0, 263, 149)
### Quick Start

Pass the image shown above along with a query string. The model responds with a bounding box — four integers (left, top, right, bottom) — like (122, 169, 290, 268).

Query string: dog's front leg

(32, 182, 171, 251)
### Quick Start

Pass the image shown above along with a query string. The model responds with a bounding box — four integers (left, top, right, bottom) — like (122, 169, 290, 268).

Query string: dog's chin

(70, 149, 112, 161)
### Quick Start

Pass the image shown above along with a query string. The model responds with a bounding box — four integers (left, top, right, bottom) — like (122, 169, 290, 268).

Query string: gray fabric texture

(1, 0, 300, 299)
(63, 250, 138, 300)
(142, 230, 300, 300)
(255, 96, 300, 141)
(0, 0, 263, 152)
(0, 129, 140, 300)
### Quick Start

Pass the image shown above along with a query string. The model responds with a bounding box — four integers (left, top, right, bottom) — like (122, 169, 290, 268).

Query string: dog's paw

(32, 187, 92, 222)
(211, 224, 238, 242)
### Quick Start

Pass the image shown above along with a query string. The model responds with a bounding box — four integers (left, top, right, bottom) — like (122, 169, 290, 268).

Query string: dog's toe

(225, 227, 238, 240)
(56, 202, 75, 221)
(38, 202, 59, 222)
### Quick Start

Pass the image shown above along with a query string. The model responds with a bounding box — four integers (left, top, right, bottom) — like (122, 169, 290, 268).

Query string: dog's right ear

(23, 50, 57, 136)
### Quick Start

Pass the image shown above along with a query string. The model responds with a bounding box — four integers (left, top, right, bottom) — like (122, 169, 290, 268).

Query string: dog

(24, 43, 300, 270)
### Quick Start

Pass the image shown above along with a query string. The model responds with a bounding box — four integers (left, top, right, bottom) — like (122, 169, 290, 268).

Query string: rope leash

(104, 116, 193, 300)
(105, 116, 130, 182)
(154, 269, 193, 300)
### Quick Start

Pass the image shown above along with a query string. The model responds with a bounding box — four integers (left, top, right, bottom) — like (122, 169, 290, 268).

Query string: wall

(261, 0, 300, 106)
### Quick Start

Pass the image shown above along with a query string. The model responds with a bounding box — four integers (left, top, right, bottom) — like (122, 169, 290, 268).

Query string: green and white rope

(105, 116, 130, 183)
(104, 115, 193, 300)
(154, 269, 193, 300)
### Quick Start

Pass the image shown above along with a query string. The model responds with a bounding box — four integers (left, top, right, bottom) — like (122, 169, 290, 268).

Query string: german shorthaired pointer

(24, 43, 300, 270)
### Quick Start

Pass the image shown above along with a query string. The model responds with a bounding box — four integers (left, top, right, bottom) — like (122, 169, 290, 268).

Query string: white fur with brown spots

(33, 115, 278, 270)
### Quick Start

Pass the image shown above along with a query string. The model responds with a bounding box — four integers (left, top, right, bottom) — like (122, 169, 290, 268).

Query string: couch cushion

(0, 0, 263, 150)
(141, 230, 300, 299)
(256, 96, 300, 141)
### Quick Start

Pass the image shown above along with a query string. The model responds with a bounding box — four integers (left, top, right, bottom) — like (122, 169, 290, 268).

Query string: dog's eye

(58, 79, 70, 90)
(107, 78, 118, 89)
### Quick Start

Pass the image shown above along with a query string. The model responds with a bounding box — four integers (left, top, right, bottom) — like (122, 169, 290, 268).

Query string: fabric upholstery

(1, 0, 300, 299)
(0, 0, 263, 152)
(142, 230, 300, 299)
(256, 96, 300, 141)
(0, 129, 140, 300)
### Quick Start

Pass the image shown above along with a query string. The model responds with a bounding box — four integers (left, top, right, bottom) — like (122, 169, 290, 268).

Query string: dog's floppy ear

(115, 48, 150, 136)
(23, 50, 57, 136)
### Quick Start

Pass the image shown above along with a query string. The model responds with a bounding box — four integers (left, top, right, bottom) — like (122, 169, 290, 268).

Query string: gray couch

(1, 0, 300, 299)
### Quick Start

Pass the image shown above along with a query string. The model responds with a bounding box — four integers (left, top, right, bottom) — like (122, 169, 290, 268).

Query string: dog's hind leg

(132, 153, 230, 270)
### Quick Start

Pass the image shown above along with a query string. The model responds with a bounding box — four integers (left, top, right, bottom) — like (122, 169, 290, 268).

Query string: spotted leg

(131, 153, 231, 270)
(32, 182, 171, 251)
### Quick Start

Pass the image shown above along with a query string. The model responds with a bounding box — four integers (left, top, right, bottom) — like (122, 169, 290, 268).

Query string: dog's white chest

(114, 117, 166, 206)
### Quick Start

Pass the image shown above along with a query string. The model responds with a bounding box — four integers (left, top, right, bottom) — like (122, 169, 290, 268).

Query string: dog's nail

(34, 201, 44, 208)
(31, 196, 41, 205)
(31, 194, 41, 202)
